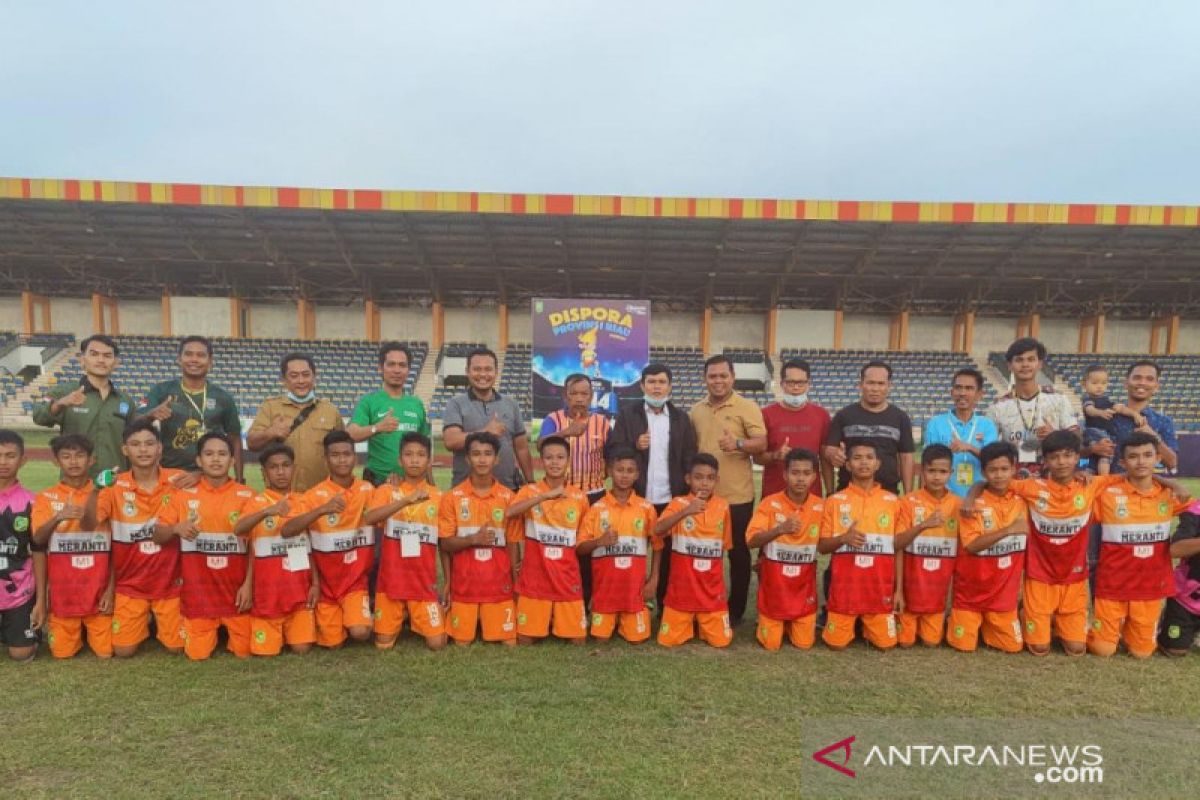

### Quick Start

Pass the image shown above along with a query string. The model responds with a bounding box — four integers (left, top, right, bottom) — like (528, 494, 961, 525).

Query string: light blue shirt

(923, 411, 1000, 497)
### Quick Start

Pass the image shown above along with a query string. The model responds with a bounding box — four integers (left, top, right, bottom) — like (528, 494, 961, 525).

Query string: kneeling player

(654, 454, 733, 648)
(1088, 432, 1190, 658)
(818, 440, 900, 650)
(155, 433, 255, 660)
(236, 444, 318, 656)
(747, 448, 823, 651)
(948, 442, 1027, 654)
(32, 435, 112, 659)
(1160, 499, 1200, 656)
(438, 432, 517, 646)
(363, 432, 446, 651)
(508, 436, 588, 645)
(577, 448, 660, 643)
(282, 431, 376, 648)
(894, 445, 959, 648)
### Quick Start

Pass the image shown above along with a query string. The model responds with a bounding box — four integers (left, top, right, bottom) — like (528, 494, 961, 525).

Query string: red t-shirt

(760, 402, 831, 498)
(32, 482, 110, 617)
(372, 480, 443, 603)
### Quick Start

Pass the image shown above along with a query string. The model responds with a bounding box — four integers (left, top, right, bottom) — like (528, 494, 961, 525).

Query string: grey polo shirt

(442, 388, 527, 489)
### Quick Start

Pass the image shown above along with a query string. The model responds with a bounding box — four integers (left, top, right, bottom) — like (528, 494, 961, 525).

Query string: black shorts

(1157, 598, 1200, 652)
(0, 596, 37, 647)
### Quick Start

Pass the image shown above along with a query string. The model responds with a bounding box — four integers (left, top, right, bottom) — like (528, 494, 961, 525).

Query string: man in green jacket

(33, 334, 135, 476)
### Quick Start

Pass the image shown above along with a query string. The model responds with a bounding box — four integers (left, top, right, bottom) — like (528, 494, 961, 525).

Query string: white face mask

(644, 394, 668, 409)
(286, 389, 316, 404)
(780, 392, 809, 409)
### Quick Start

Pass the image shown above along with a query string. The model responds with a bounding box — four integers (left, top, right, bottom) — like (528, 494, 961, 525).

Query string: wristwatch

(370, 424, 378, 435)
(736, 438, 744, 451)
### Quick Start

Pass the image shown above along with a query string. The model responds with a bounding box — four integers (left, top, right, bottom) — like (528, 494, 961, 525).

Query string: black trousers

(654, 503, 671, 610)
(727, 501, 754, 624)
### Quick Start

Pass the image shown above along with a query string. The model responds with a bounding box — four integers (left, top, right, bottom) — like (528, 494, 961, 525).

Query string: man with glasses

(756, 358, 831, 497)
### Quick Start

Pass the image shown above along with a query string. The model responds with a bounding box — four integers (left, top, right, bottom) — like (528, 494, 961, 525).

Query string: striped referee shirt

(541, 410, 610, 495)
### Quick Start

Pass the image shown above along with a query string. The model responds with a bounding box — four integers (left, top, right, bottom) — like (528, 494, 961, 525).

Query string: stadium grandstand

(1, 176, 1198, 451)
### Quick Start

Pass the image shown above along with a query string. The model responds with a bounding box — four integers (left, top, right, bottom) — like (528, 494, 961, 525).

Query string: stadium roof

(2, 176, 1198, 315)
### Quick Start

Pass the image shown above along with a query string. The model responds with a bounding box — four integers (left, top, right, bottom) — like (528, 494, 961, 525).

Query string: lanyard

(180, 381, 208, 421)
(950, 415, 978, 444)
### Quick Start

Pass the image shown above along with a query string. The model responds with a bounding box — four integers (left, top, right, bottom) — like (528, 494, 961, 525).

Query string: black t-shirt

(1172, 511, 1200, 580)
(826, 402, 916, 493)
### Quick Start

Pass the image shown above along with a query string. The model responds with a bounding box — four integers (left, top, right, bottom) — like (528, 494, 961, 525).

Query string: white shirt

(645, 404, 672, 505)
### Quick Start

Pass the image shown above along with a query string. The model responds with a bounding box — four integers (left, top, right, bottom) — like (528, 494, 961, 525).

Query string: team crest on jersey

(13, 515, 27, 532)
(326, 513, 339, 525)
(228, 511, 240, 525)
(1036, 492, 1050, 511)
(187, 499, 201, 522)
(633, 517, 644, 532)
(717, 518, 725, 532)
(1073, 494, 1086, 510)
(1158, 501, 1170, 515)
(264, 516, 276, 530)
(123, 502, 136, 517)
(1115, 497, 1128, 519)
(775, 512, 787, 524)
(946, 518, 957, 532)
(532, 505, 543, 519)
(808, 523, 819, 538)
(491, 508, 504, 524)
(566, 507, 577, 524)
(981, 508, 994, 530)
(683, 517, 696, 532)
(914, 507, 926, 524)
(425, 505, 436, 520)
(459, 498, 471, 520)
(877, 513, 891, 529)
(51, 501, 64, 513)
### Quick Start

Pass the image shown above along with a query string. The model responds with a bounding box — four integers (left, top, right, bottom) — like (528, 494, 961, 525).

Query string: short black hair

(178, 335, 213, 357)
(860, 360, 892, 380)
(1082, 363, 1108, 380)
(845, 438, 879, 458)
(688, 452, 719, 473)
(563, 373, 591, 390)
(258, 442, 295, 466)
(50, 434, 93, 457)
(322, 430, 354, 451)
(122, 417, 162, 443)
(640, 363, 672, 383)
(280, 352, 316, 377)
(921, 444, 953, 466)
(606, 445, 639, 466)
(399, 431, 431, 455)
(1119, 431, 1160, 458)
(980, 441, 1017, 469)
(1040, 430, 1081, 458)
(377, 341, 412, 367)
(1126, 359, 1162, 379)
(952, 367, 984, 390)
(1005, 337, 1046, 363)
(465, 431, 501, 454)
(780, 359, 812, 379)
(0, 429, 24, 455)
(196, 431, 232, 455)
(538, 435, 570, 456)
(467, 347, 498, 367)
(783, 447, 819, 471)
(80, 334, 119, 357)
(703, 354, 734, 375)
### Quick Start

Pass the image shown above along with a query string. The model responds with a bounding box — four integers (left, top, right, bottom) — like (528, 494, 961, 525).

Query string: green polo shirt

(142, 379, 242, 470)
(350, 390, 431, 478)
(32, 377, 136, 476)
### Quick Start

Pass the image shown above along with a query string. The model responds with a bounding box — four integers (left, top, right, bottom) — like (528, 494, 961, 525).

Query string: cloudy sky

(3, 2, 1196, 203)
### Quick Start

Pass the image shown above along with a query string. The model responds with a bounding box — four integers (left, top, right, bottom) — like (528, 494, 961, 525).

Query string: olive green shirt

(142, 379, 242, 470)
(32, 376, 135, 476)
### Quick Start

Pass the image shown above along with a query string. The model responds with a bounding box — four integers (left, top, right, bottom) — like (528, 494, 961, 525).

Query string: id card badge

(285, 539, 310, 572)
(400, 528, 421, 558)
(956, 461, 974, 487)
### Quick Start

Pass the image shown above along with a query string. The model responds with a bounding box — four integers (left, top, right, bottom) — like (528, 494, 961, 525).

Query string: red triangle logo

(812, 735, 856, 778)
